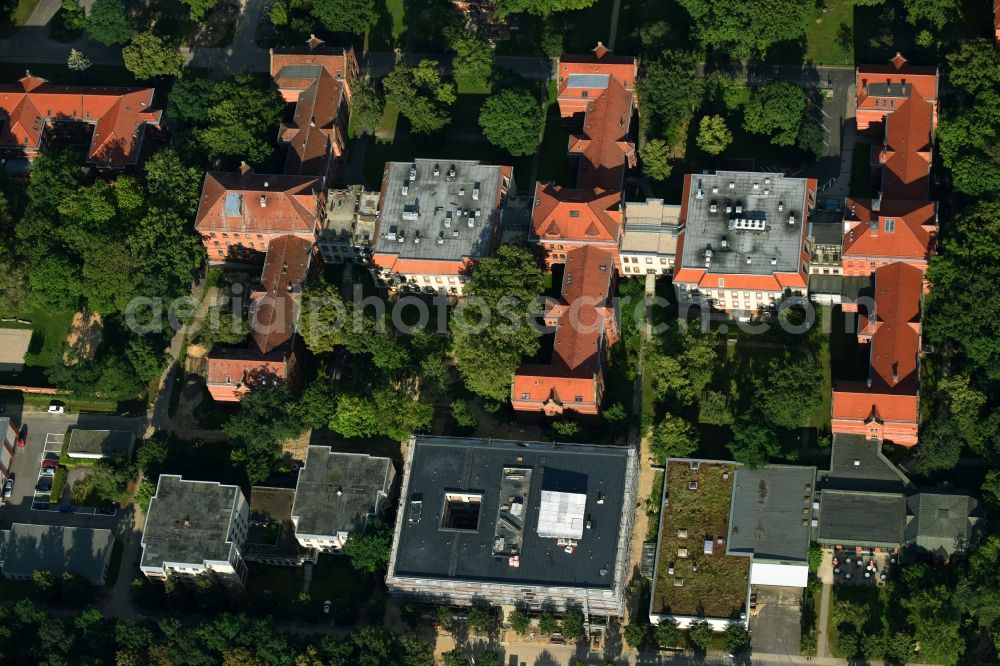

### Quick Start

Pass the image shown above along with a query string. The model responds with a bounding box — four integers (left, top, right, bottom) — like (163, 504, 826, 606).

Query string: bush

(623, 622, 650, 649)
(808, 546, 823, 573)
(49, 466, 67, 504)
(507, 608, 530, 635)
(655, 618, 679, 647)
(686, 620, 714, 651)
(466, 605, 492, 632)
(537, 612, 559, 635)
(561, 608, 584, 640)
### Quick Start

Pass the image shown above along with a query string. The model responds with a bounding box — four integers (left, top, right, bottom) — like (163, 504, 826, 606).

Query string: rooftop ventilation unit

(771, 257, 778, 265)
(468, 216, 475, 227)
(472, 183, 480, 200)
(459, 187, 465, 196)
(746, 256, 752, 264)
(763, 189, 769, 196)
(408, 167, 416, 181)
(728, 181, 735, 189)
(711, 185, 719, 194)
(788, 213, 796, 225)
(414, 230, 420, 244)
(721, 237, 728, 249)
(444, 212, 452, 227)
(448, 165, 457, 180)
(764, 177, 771, 185)
(401, 183, 408, 196)
(437, 232, 444, 245)
(433, 164, 440, 177)
(725, 203, 732, 214)
(709, 202, 718, 213)
(753, 182, 760, 190)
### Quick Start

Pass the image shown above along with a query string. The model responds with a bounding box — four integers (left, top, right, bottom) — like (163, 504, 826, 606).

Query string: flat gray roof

(390, 436, 635, 589)
(728, 465, 816, 563)
(374, 159, 506, 262)
(0, 523, 114, 584)
(906, 492, 978, 557)
(818, 433, 911, 494)
(817, 489, 907, 546)
(141, 476, 240, 569)
(291, 446, 394, 538)
(808, 273, 843, 295)
(622, 198, 680, 255)
(680, 171, 810, 275)
(809, 221, 844, 246)
(67, 429, 135, 457)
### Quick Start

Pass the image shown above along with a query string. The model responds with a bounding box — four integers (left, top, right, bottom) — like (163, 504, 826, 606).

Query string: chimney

(259, 195, 267, 207)
(239, 161, 252, 176)
(891, 362, 899, 384)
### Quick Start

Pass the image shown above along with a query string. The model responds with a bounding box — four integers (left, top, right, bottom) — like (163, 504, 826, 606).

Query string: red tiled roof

(206, 347, 292, 386)
(832, 262, 923, 424)
(842, 198, 936, 262)
(531, 184, 622, 244)
(195, 171, 323, 235)
(251, 235, 312, 354)
(513, 246, 616, 407)
(280, 70, 344, 179)
(856, 53, 938, 107)
(270, 41, 356, 101)
(879, 92, 933, 200)
(569, 77, 635, 191)
(0, 75, 161, 167)
(557, 43, 637, 110)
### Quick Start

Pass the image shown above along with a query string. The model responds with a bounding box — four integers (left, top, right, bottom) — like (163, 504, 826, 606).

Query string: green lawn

(9, 0, 38, 25)
(386, 0, 406, 46)
(804, 0, 855, 66)
(652, 461, 749, 618)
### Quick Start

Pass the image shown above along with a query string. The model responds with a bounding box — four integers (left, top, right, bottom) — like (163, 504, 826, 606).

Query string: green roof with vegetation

(652, 460, 749, 619)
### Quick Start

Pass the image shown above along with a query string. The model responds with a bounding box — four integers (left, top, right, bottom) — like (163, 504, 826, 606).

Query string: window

(884, 218, 895, 232)
(569, 210, 580, 218)
(581, 91, 589, 98)
(448, 277, 457, 284)
(660, 258, 667, 264)
(574, 396, 583, 402)
(645, 257, 653, 264)
(435, 276, 443, 284)
(870, 260, 876, 268)
(718, 278, 724, 288)
(521, 392, 530, 399)
(756, 293, 762, 299)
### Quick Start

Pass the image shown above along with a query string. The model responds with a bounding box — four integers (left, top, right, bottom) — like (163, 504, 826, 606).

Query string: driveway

(750, 585, 803, 656)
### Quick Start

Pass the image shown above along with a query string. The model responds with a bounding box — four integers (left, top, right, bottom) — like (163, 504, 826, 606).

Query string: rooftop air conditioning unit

(778, 201, 784, 212)
(788, 214, 796, 225)
(401, 184, 408, 196)
(709, 202, 718, 213)
(408, 167, 416, 181)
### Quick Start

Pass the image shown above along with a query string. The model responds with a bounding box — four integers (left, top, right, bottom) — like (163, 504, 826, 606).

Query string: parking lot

(750, 586, 803, 655)
(0, 408, 143, 532)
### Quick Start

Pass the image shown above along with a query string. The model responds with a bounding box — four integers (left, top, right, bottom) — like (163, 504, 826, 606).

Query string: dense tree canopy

(651, 414, 700, 462)
(123, 32, 186, 80)
(676, 0, 809, 59)
(639, 138, 672, 181)
(478, 89, 544, 156)
(751, 355, 823, 429)
(696, 114, 733, 155)
(451, 246, 544, 403)
(311, 0, 378, 35)
(495, 0, 595, 16)
(344, 520, 393, 573)
(225, 386, 305, 483)
(637, 51, 703, 144)
(350, 79, 385, 137)
(383, 60, 456, 134)
(743, 80, 809, 147)
(727, 416, 779, 468)
(448, 31, 495, 88)
(86, 0, 134, 46)
(180, 0, 217, 20)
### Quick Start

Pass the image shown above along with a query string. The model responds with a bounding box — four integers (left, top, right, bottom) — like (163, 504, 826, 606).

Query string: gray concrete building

(386, 436, 638, 617)
(0, 524, 115, 585)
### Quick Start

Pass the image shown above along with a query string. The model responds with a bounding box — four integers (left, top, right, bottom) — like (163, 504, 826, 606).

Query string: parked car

(41, 459, 58, 469)
(58, 504, 76, 514)
(35, 478, 51, 492)
(3, 476, 13, 499)
(47, 404, 65, 414)
(39, 467, 55, 477)
(323, 600, 332, 615)
(34, 501, 49, 510)
(98, 503, 116, 515)
(17, 425, 26, 446)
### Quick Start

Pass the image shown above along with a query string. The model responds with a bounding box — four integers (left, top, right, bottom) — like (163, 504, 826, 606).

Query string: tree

(67, 48, 91, 71)
(225, 386, 304, 483)
(603, 402, 628, 427)
(451, 246, 544, 402)
(441, 650, 471, 666)
(350, 80, 384, 137)
(59, 0, 87, 32)
(144, 148, 203, 217)
(552, 419, 582, 439)
(296, 377, 337, 430)
(696, 114, 732, 155)
(449, 33, 494, 88)
(699, 390, 733, 425)
(33, 569, 56, 593)
(797, 119, 825, 158)
(537, 612, 559, 634)
(181, 0, 217, 20)
(496, 0, 595, 16)
(478, 89, 544, 156)
(639, 138, 672, 181)
(123, 32, 185, 80)
(343, 520, 393, 573)
(686, 620, 714, 651)
(723, 623, 750, 654)
(836, 631, 859, 658)
(507, 609, 530, 634)
(903, 0, 960, 29)
(466, 605, 492, 632)
(752, 356, 823, 429)
(297, 282, 349, 353)
(913, 417, 962, 474)
(939, 373, 986, 450)
(728, 416, 779, 468)
(705, 71, 750, 112)
(655, 617, 679, 647)
(197, 74, 285, 164)
(676, 0, 809, 59)
(743, 80, 809, 147)
(451, 401, 477, 430)
(637, 52, 703, 143)
(86, 0, 134, 46)
(651, 414, 699, 462)
(623, 622, 649, 648)
(561, 608, 584, 640)
(197, 306, 249, 348)
(383, 61, 456, 134)
(310, 0, 377, 34)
